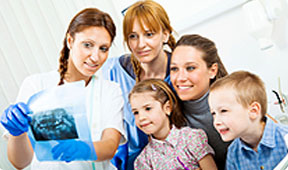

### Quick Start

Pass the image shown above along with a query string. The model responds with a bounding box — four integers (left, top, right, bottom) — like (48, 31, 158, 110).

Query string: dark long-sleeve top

(181, 92, 231, 170)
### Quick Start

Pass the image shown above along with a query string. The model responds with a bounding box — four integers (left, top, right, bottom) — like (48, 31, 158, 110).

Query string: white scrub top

(15, 70, 126, 170)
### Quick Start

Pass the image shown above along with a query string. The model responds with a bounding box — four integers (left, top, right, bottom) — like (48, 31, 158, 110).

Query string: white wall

(155, 0, 288, 116)
(0, 0, 288, 169)
(171, 0, 288, 116)
(0, 0, 126, 113)
(154, 0, 288, 116)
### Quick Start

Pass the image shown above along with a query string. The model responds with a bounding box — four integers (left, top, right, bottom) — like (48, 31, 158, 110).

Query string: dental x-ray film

(26, 80, 97, 161)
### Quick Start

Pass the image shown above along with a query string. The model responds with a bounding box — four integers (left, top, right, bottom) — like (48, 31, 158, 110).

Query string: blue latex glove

(52, 140, 97, 162)
(111, 143, 128, 170)
(1, 102, 32, 136)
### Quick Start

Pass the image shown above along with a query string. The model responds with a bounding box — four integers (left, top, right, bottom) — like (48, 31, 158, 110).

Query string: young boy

(208, 70, 288, 170)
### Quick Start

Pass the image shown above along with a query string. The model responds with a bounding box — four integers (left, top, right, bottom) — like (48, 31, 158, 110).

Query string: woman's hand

(1, 102, 31, 136)
(52, 140, 97, 162)
(1, 103, 34, 169)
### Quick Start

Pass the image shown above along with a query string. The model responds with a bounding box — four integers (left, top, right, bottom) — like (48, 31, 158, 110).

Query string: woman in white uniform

(0, 8, 125, 170)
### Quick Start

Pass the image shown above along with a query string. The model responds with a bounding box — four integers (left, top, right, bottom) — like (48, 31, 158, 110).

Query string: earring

(167, 112, 171, 116)
(66, 41, 71, 50)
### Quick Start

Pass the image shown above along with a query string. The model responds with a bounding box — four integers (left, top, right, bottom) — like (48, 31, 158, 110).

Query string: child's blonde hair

(129, 79, 186, 128)
(210, 70, 267, 121)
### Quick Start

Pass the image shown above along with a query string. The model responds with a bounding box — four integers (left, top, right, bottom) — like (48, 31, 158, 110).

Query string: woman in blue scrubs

(102, 0, 176, 169)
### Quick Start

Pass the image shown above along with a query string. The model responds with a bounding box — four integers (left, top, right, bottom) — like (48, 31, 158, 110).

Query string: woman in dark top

(170, 34, 230, 170)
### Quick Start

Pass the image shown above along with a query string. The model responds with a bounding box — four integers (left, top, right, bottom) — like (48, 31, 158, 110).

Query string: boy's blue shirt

(226, 118, 288, 170)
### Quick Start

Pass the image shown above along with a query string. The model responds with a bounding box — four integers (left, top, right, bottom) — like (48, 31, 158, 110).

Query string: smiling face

(208, 87, 252, 142)
(130, 92, 171, 140)
(127, 19, 168, 64)
(67, 26, 111, 82)
(170, 46, 217, 101)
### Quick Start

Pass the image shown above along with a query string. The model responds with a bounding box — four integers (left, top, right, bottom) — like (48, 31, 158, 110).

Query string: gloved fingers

(63, 142, 90, 162)
(64, 153, 76, 162)
(9, 110, 28, 132)
(1, 105, 26, 136)
(10, 106, 29, 128)
(2, 103, 30, 128)
(1, 105, 14, 125)
(52, 140, 95, 162)
(52, 143, 64, 159)
(62, 144, 77, 156)
(16, 102, 32, 115)
(1, 103, 31, 137)
(0, 117, 23, 136)
(52, 142, 71, 160)
(15, 103, 32, 122)
(64, 157, 73, 163)
(62, 141, 79, 161)
(61, 150, 75, 162)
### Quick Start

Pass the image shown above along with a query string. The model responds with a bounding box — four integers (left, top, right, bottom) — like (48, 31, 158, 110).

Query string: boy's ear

(248, 101, 262, 120)
(163, 101, 172, 116)
(209, 63, 218, 79)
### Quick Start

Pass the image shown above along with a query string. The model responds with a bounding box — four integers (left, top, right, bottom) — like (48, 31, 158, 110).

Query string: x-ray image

(30, 108, 78, 141)
(26, 80, 94, 161)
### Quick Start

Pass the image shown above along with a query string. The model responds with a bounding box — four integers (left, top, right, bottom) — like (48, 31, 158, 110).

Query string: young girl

(170, 34, 230, 169)
(129, 79, 217, 170)
(1, 8, 125, 170)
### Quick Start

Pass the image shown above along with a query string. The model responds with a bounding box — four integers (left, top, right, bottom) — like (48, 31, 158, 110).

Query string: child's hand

(1, 102, 32, 136)
(52, 140, 97, 162)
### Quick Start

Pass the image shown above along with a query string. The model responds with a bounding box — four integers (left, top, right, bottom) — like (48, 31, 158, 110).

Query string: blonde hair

(129, 79, 186, 128)
(210, 71, 267, 121)
(123, 0, 176, 82)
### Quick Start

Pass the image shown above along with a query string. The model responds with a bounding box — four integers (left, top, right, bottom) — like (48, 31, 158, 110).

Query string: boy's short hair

(210, 70, 267, 121)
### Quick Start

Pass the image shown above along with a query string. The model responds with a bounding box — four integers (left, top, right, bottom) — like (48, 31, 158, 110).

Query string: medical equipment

(242, 0, 283, 50)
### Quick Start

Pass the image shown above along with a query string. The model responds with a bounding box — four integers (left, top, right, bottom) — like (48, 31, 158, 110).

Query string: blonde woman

(102, 0, 176, 169)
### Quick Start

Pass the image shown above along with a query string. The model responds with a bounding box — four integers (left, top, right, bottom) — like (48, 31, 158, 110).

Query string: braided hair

(58, 8, 116, 85)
